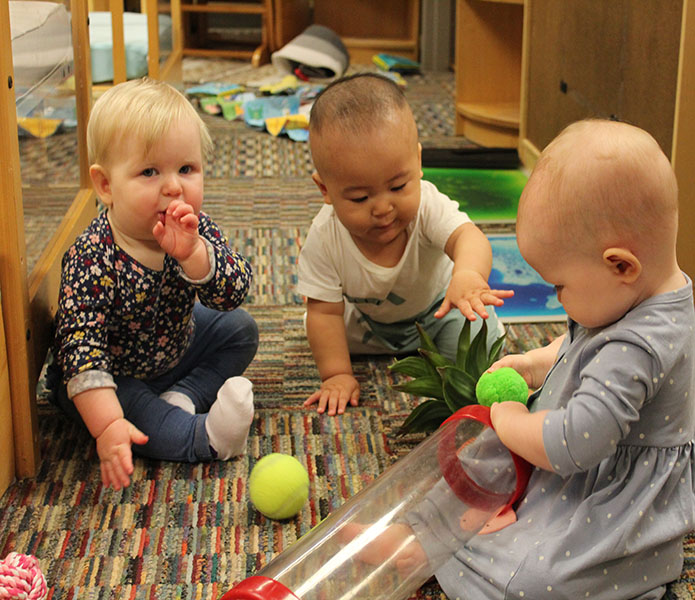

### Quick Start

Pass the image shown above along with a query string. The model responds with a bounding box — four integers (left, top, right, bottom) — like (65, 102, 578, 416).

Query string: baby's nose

(372, 195, 393, 216)
(162, 174, 183, 196)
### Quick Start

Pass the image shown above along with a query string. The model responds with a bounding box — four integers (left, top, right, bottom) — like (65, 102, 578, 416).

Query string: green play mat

(422, 167, 528, 223)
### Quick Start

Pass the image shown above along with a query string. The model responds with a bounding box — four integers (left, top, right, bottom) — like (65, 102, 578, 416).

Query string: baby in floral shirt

(50, 78, 258, 489)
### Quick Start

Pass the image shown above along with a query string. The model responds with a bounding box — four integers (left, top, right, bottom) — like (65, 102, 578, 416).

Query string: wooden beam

(673, 0, 695, 280)
(0, 0, 39, 476)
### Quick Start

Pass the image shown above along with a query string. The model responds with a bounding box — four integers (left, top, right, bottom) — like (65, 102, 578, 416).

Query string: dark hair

(309, 73, 409, 136)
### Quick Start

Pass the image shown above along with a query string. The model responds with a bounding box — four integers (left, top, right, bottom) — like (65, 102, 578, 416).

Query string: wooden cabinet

(517, 0, 695, 279)
(313, 0, 420, 64)
(177, 0, 310, 65)
(179, 0, 274, 64)
(454, 0, 524, 148)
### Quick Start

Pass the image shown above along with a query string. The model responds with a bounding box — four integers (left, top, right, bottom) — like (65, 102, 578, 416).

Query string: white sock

(205, 376, 254, 460)
(161, 390, 195, 414)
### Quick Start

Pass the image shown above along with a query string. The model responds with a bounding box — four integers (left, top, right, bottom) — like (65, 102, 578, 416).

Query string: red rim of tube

(437, 404, 531, 512)
(219, 576, 301, 600)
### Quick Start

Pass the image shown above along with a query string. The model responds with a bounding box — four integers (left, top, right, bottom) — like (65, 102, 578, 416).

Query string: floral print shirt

(55, 211, 252, 397)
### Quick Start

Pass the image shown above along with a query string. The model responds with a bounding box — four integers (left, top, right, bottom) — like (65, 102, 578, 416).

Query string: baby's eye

(349, 196, 368, 203)
(391, 183, 406, 192)
(179, 165, 193, 174)
(141, 167, 156, 177)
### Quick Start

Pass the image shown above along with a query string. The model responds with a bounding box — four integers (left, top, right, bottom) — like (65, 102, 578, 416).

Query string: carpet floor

(4, 58, 694, 599)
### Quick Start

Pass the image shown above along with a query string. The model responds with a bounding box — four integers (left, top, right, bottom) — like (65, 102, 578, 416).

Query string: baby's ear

(602, 247, 642, 283)
(311, 171, 330, 202)
(89, 164, 112, 206)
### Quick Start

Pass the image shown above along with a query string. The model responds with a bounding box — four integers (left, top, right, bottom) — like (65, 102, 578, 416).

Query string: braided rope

(0, 553, 47, 600)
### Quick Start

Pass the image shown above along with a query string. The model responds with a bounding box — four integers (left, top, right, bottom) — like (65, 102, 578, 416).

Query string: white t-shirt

(297, 180, 472, 324)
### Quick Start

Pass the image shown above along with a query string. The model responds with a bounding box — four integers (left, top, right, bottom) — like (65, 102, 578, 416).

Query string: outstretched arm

(304, 298, 360, 415)
(435, 222, 514, 320)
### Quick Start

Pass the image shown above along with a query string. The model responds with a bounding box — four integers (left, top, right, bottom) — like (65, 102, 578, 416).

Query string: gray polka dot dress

(435, 277, 695, 599)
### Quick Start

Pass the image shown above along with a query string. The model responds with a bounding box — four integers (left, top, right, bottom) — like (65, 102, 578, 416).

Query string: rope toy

(0, 553, 47, 599)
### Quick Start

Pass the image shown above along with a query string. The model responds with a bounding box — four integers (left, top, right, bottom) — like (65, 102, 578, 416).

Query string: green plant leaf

(389, 356, 431, 378)
(419, 349, 454, 370)
(464, 319, 489, 380)
(438, 365, 477, 402)
(455, 318, 472, 369)
(392, 374, 444, 400)
(439, 366, 477, 414)
(398, 400, 452, 435)
(487, 329, 507, 366)
(415, 322, 438, 354)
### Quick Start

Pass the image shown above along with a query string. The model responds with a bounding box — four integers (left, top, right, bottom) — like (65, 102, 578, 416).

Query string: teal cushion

(89, 11, 172, 84)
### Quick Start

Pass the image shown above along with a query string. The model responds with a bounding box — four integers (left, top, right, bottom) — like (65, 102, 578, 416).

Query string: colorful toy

(249, 453, 310, 520)
(475, 367, 529, 407)
(222, 405, 531, 600)
(0, 552, 47, 599)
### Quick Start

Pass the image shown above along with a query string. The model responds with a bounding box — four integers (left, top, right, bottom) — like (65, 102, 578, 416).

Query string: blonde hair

(87, 77, 212, 166)
(520, 119, 679, 250)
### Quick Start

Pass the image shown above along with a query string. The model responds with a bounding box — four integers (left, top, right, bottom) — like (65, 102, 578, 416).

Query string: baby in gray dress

(464, 119, 695, 598)
(351, 119, 694, 599)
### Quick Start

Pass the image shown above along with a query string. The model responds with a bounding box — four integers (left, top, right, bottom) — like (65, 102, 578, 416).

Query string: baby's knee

(225, 308, 259, 350)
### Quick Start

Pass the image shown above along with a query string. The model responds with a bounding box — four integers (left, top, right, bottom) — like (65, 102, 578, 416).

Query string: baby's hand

(435, 269, 513, 321)
(152, 199, 203, 263)
(487, 354, 537, 389)
(96, 418, 149, 490)
(337, 522, 428, 576)
(304, 374, 360, 416)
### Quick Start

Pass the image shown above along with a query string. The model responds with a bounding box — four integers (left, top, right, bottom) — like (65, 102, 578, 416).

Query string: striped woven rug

(1, 308, 569, 600)
(5, 58, 694, 599)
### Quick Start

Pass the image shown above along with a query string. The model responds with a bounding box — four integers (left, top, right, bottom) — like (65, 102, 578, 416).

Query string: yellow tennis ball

(248, 453, 309, 520)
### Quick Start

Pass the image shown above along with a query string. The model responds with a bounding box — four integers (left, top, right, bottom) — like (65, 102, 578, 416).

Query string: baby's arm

(72, 387, 148, 490)
(153, 199, 210, 280)
(303, 298, 360, 416)
(490, 402, 552, 470)
(487, 335, 566, 471)
(435, 222, 514, 320)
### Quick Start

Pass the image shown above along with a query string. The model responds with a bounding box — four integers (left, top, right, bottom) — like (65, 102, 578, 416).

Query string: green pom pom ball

(475, 367, 529, 407)
(249, 453, 309, 520)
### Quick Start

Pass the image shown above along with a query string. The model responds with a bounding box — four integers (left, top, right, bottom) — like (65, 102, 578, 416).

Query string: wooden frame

(93, 0, 183, 92)
(1, 0, 184, 484)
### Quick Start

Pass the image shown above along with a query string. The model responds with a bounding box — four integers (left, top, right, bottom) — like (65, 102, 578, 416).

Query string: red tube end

(220, 576, 301, 600)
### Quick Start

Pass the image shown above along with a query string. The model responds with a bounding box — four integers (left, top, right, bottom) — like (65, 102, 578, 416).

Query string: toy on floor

(221, 404, 531, 600)
(249, 453, 310, 520)
(0, 552, 48, 599)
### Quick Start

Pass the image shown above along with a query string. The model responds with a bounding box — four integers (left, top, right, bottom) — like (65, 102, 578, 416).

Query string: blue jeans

(52, 304, 258, 462)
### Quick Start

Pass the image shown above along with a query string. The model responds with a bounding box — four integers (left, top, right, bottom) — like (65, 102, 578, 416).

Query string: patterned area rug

(6, 57, 694, 599)
(1, 306, 567, 600)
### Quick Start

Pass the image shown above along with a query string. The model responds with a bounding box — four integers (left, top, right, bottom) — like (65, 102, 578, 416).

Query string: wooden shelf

(178, 0, 272, 65)
(180, 2, 265, 13)
(313, 0, 420, 63)
(456, 101, 519, 128)
(454, 0, 523, 147)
